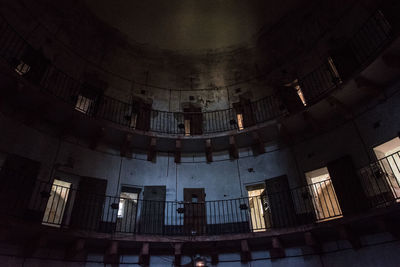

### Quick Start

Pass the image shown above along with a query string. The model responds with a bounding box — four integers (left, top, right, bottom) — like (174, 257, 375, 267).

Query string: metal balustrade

(0, 3, 397, 135)
(1, 154, 399, 236)
(358, 151, 400, 208)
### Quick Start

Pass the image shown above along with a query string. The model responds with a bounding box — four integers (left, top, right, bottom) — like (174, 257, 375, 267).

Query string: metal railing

(358, 151, 400, 208)
(1, 154, 399, 236)
(0, 3, 398, 135)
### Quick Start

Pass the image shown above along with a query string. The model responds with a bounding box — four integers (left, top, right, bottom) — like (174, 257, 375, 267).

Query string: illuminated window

(237, 113, 244, 130)
(285, 79, 307, 106)
(295, 84, 307, 106)
(15, 61, 30, 75)
(118, 191, 139, 218)
(327, 57, 342, 84)
(305, 167, 342, 222)
(184, 119, 191, 136)
(130, 113, 138, 129)
(246, 185, 270, 231)
(373, 137, 400, 200)
(42, 179, 72, 227)
(75, 95, 94, 114)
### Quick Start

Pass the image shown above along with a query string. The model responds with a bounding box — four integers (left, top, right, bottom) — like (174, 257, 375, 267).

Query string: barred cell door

(184, 188, 206, 235)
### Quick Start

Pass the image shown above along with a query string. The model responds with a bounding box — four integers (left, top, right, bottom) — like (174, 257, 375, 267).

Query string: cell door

(183, 107, 203, 135)
(116, 186, 140, 233)
(70, 177, 107, 231)
(233, 98, 255, 129)
(0, 154, 40, 219)
(264, 175, 297, 228)
(139, 186, 166, 234)
(327, 155, 369, 215)
(184, 188, 206, 235)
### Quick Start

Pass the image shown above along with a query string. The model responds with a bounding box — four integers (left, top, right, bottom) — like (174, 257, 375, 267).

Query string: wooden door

(329, 44, 360, 81)
(136, 102, 151, 131)
(327, 155, 369, 215)
(0, 154, 40, 219)
(70, 177, 107, 231)
(233, 98, 255, 128)
(183, 107, 203, 135)
(276, 85, 304, 114)
(139, 186, 166, 234)
(184, 188, 206, 235)
(264, 175, 297, 228)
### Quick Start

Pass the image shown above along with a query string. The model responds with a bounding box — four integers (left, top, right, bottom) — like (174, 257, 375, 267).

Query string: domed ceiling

(83, 0, 303, 51)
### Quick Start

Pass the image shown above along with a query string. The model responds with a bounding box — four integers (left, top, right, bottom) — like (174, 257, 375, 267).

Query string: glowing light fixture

(194, 255, 207, 267)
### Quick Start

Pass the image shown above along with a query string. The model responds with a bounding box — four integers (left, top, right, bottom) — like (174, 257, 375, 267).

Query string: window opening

(237, 113, 244, 131)
(373, 137, 400, 200)
(305, 167, 342, 222)
(42, 179, 72, 227)
(246, 185, 269, 232)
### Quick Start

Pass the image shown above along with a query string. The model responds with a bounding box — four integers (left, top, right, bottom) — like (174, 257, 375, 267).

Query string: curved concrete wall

(0, 80, 399, 201)
(0, 0, 380, 112)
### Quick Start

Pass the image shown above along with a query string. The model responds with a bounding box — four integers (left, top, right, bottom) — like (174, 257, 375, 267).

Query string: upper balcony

(0, 1, 400, 156)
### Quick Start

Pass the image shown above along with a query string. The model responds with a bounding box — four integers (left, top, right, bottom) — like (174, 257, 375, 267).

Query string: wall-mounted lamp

(194, 255, 207, 267)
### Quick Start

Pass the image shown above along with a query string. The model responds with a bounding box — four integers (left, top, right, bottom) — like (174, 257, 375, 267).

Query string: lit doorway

(116, 186, 140, 233)
(305, 167, 342, 222)
(373, 137, 400, 200)
(246, 184, 271, 231)
(42, 179, 72, 227)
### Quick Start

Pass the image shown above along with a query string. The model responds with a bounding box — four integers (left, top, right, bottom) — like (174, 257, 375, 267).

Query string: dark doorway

(264, 175, 297, 228)
(139, 186, 166, 234)
(233, 97, 255, 129)
(70, 177, 107, 231)
(116, 186, 141, 233)
(184, 188, 206, 235)
(327, 155, 369, 215)
(0, 154, 41, 220)
(183, 107, 203, 135)
(134, 101, 152, 131)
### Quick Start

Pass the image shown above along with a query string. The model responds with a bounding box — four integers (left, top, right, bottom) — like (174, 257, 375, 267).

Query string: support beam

(229, 136, 239, 159)
(0, 228, 8, 241)
(240, 240, 251, 263)
(104, 241, 119, 265)
(354, 76, 385, 99)
(326, 96, 353, 120)
(382, 53, 400, 69)
(175, 140, 181, 163)
(376, 217, 400, 239)
(139, 243, 150, 267)
(0, 79, 22, 104)
(57, 115, 76, 138)
(65, 238, 86, 261)
(174, 243, 183, 266)
(337, 225, 361, 249)
(205, 139, 213, 163)
(147, 137, 157, 162)
(23, 235, 47, 257)
(304, 232, 321, 253)
(120, 133, 133, 158)
(303, 111, 321, 133)
(276, 122, 292, 145)
(89, 127, 105, 150)
(269, 237, 285, 259)
(252, 131, 265, 155)
(23, 102, 50, 126)
(210, 242, 219, 265)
